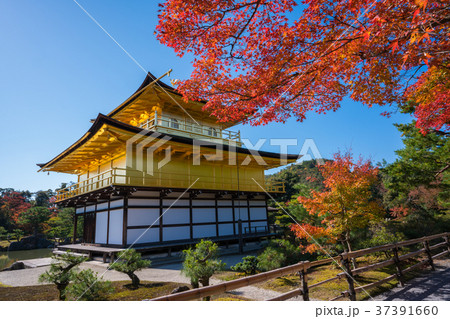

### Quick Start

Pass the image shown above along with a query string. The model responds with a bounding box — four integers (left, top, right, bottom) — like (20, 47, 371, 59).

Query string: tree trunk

(191, 279, 199, 289)
(344, 232, 357, 270)
(200, 277, 210, 301)
(128, 272, 140, 288)
(56, 283, 68, 300)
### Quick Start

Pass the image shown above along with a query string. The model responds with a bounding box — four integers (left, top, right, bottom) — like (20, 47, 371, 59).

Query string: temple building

(38, 72, 298, 248)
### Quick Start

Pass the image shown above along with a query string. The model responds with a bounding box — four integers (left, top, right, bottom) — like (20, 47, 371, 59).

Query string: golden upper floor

(38, 72, 299, 201)
(107, 72, 241, 146)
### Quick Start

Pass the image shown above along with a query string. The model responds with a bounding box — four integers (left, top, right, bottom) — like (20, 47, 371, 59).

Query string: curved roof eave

(37, 114, 300, 171)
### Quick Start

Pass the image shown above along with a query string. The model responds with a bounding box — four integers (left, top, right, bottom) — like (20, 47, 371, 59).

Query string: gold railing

(56, 168, 285, 201)
(139, 114, 241, 146)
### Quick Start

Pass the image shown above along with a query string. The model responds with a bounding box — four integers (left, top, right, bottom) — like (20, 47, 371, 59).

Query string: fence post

(341, 254, 356, 301)
(392, 245, 404, 287)
(444, 235, 450, 254)
(423, 240, 435, 271)
(300, 264, 309, 301)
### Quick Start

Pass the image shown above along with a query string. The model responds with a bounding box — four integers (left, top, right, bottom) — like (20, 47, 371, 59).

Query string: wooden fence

(150, 232, 450, 301)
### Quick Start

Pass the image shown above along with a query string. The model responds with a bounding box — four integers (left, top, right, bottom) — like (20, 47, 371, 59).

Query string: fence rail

(150, 232, 450, 301)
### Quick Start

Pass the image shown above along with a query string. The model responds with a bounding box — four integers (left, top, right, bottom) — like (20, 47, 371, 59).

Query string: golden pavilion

(38, 72, 298, 248)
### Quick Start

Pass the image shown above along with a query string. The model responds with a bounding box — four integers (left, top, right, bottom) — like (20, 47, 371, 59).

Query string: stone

(8, 234, 54, 251)
(1, 261, 25, 271)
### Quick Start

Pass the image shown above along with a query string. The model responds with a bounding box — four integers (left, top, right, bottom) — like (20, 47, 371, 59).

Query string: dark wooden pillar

(215, 196, 219, 237)
(72, 213, 78, 244)
(82, 204, 87, 243)
(159, 194, 164, 242)
(189, 195, 193, 240)
(231, 197, 236, 235)
(122, 195, 128, 247)
(106, 199, 111, 245)
(246, 196, 251, 233)
(265, 196, 269, 233)
(93, 202, 97, 244)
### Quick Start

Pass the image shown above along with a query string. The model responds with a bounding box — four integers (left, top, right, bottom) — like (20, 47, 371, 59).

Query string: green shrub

(110, 249, 151, 287)
(12, 229, 24, 241)
(257, 239, 303, 271)
(182, 240, 225, 292)
(257, 247, 285, 271)
(67, 269, 114, 301)
(39, 251, 87, 300)
(361, 222, 407, 258)
(0, 226, 6, 240)
(231, 256, 258, 275)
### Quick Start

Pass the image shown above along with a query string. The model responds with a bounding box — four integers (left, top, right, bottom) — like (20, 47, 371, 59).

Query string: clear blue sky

(0, 0, 413, 192)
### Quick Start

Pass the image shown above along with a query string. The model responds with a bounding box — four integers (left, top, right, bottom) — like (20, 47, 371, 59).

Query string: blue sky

(0, 0, 413, 192)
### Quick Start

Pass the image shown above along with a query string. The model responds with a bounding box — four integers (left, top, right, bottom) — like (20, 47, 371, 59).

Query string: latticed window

(170, 118, 179, 129)
(207, 126, 218, 137)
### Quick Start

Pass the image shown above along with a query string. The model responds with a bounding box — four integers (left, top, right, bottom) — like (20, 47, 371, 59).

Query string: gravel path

(374, 258, 450, 301)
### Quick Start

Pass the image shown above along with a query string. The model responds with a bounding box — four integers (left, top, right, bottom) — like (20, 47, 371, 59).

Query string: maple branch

(229, 0, 262, 59)
(435, 163, 450, 178)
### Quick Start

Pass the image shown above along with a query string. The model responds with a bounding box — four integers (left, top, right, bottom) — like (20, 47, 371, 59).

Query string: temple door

(83, 212, 96, 244)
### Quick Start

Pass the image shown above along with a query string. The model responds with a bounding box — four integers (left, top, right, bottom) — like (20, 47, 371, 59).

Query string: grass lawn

(0, 281, 181, 301)
(257, 255, 426, 300)
(213, 255, 429, 301)
(0, 280, 252, 301)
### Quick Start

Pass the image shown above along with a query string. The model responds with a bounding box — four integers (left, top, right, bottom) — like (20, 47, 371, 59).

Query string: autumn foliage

(0, 191, 31, 224)
(290, 152, 384, 253)
(157, 0, 449, 132)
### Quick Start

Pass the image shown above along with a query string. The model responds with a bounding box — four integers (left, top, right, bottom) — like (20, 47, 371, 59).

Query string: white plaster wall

(193, 225, 216, 238)
(110, 199, 124, 208)
(163, 199, 189, 206)
(218, 223, 234, 236)
(108, 209, 123, 245)
(251, 221, 268, 229)
(234, 207, 249, 221)
(163, 226, 190, 241)
(129, 198, 159, 206)
(249, 207, 267, 220)
(97, 202, 109, 210)
(85, 204, 96, 212)
(235, 200, 248, 206)
(249, 200, 266, 206)
(217, 207, 233, 222)
(128, 208, 160, 226)
(192, 208, 216, 223)
(127, 228, 159, 245)
(217, 200, 232, 206)
(95, 211, 108, 244)
(163, 208, 190, 225)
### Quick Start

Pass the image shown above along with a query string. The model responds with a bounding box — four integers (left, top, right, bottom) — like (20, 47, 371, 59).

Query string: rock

(8, 234, 54, 251)
(1, 261, 25, 271)
(171, 286, 190, 294)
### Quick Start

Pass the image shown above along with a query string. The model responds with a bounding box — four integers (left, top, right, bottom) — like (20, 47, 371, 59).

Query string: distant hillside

(265, 160, 329, 202)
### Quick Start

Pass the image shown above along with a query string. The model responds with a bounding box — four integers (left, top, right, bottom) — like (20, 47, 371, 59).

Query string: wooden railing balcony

(55, 168, 285, 202)
(138, 114, 241, 146)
